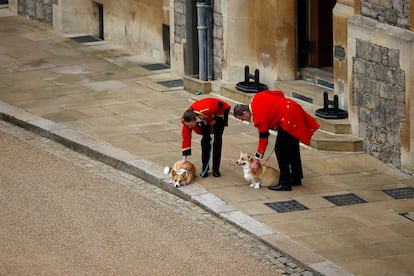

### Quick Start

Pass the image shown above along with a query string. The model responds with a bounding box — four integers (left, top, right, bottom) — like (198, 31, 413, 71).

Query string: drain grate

(316, 78, 334, 89)
(323, 193, 367, 206)
(265, 200, 309, 213)
(157, 79, 183, 88)
(140, 63, 170, 71)
(292, 92, 313, 104)
(383, 187, 414, 199)
(69, 35, 102, 43)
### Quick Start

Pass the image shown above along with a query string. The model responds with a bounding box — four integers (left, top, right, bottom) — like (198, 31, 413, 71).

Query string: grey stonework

(174, 0, 186, 44)
(18, 0, 57, 25)
(353, 39, 406, 168)
(212, 3, 223, 80)
(360, 0, 410, 30)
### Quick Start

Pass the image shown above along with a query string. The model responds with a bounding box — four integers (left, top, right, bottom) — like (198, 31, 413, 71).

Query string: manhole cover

(157, 79, 183, 88)
(69, 35, 102, 43)
(383, 187, 414, 199)
(323, 193, 367, 206)
(265, 200, 308, 213)
(140, 63, 170, 71)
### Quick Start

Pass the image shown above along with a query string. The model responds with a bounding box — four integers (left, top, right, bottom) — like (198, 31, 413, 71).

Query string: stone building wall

(174, 0, 185, 44)
(212, 1, 223, 80)
(18, 0, 57, 24)
(352, 39, 406, 168)
(360, 0, 410, 29)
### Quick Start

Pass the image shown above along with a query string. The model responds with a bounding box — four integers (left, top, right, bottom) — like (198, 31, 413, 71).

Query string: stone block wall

(352, 39, 406, 168)
(212, 2, 223, 80)
(360, 0, 410, 29)
(174, 0, 185, 44)
(18, 0, 57, 24)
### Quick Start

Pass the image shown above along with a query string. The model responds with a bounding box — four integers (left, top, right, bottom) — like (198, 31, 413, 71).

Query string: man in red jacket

(234, 90, 320, 191)
(181, 98, 230, 178)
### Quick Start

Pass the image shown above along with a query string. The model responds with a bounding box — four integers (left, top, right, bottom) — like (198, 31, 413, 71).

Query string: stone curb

(0, 100, 352, 276)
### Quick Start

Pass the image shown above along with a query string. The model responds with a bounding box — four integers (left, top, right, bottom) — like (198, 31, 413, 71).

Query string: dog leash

(263, 150, 275, 165)
(201, 159, 210, 176)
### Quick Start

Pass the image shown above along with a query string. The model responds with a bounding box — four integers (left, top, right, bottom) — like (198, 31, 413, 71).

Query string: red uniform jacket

(250, 90, 320, 158)
(181, 98, 231, 156)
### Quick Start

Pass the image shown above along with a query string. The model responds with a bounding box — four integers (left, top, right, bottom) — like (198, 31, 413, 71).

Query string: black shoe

(268, 184, 292, 191)
(291, 179, 302, 186)
(213, 171, 221, 177)
(200, 172, 209, 178)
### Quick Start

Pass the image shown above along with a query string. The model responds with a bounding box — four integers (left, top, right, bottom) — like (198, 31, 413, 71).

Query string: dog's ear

(171, 170, 177, 177)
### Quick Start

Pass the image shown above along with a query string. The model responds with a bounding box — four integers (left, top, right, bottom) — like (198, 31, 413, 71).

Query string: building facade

(8, 0, 414, 174)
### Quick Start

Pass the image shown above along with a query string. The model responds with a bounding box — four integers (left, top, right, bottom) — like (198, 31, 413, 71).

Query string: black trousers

(200, 117, 225, 173)
(275, 127, 303, 186)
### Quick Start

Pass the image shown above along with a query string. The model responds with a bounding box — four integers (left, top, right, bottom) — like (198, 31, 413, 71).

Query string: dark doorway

(93, 2, 104, 40)
(97, 4, 104, 40)
(297, 0, 336, 69)
(0, 0, 8, 4)
(162, 24, 171, 65)
(184, 0, 199, 76)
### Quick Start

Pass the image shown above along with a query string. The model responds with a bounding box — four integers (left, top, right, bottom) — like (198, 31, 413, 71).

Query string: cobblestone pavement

(1, 120, 314, 275)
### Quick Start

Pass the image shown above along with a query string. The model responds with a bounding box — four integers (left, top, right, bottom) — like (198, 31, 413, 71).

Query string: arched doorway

(297, 0, 336, 70)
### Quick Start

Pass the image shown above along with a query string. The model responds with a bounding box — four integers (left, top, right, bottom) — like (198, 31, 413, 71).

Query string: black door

(185, 0, 199, 76)
(98, 4, 104, 40)
(297, 0, 336, 68)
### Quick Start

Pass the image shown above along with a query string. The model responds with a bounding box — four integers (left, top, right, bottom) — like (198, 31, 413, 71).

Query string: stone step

(311, 130, 364, 152)
(300, 67, 335, 90)
(222, 83, 349, 134)
(220, 83, 364, 152)
(273, 80, 351, 134)
(273, 79, 333, 107)
(293, 99, 351, 135)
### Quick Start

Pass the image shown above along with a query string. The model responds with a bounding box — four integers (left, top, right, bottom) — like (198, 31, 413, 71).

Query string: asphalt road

(0, 121, 298, 275)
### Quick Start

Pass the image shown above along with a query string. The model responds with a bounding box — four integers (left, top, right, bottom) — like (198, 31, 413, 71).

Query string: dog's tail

(163, 166, 172, 175)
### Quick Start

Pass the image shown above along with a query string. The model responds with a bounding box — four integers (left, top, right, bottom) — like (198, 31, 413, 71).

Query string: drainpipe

(196, 0, 207, 81)
(206, 0, 213, 80)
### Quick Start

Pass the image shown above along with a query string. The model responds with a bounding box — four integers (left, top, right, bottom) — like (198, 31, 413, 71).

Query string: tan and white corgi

(236, 152, 280, 189)
(164, 160, 197, 187)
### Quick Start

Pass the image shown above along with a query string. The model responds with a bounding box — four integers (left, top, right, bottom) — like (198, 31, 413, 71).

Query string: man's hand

(250, 159, 259, 174)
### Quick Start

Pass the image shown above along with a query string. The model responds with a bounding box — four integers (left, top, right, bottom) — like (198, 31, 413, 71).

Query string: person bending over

(234, 90, 319, 191)
(181, 98, 230, 178)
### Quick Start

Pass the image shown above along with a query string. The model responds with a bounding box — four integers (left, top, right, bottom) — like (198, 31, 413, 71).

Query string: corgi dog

(236, 152, 280, 189)
(164, 160, 197, 187)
